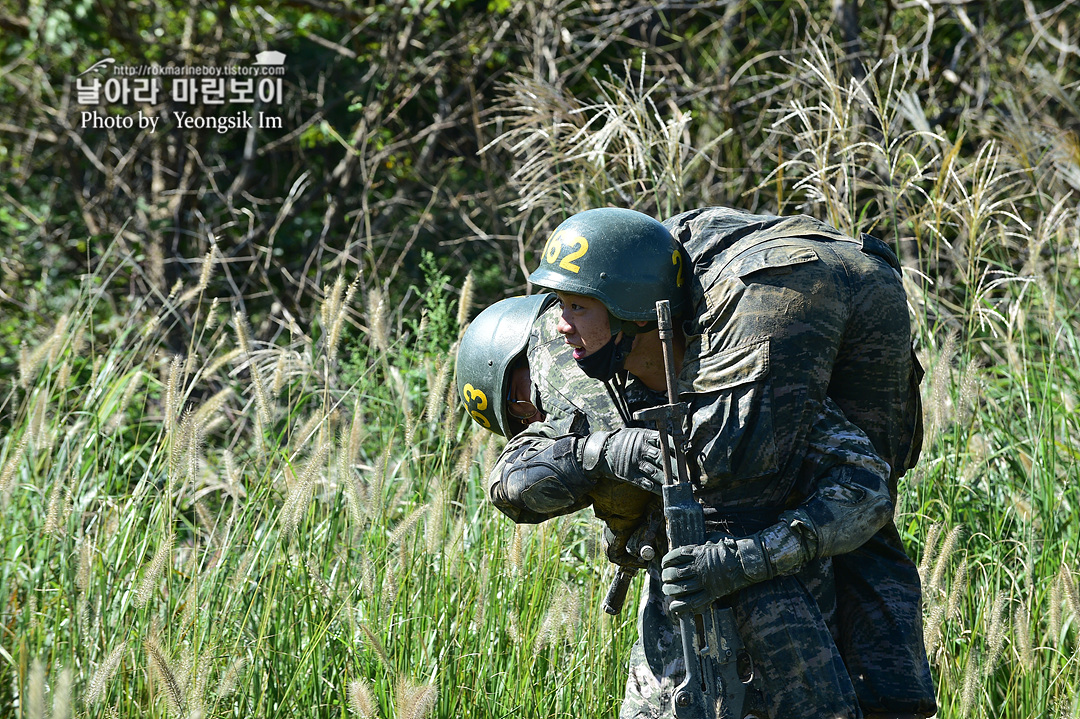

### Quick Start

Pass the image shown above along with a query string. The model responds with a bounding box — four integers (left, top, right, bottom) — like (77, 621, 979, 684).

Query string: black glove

(661, 538, 757, 613)
(579, 428, 670, 494)
(602, 515, 661, 569)
(661, 521, 816, 613)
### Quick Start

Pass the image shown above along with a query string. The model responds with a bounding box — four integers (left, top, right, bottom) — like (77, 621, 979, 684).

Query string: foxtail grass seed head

(205, 297, 221, 331)
(930, 525, 964, 598)
(272, 352, 289, 395)
(360, 624, 392, 669)
(53, 665, 72, 719)
(108, 369, 144, 433)
(282, 443, 328, 539)
(947, 557, 968, 621)
(985, 591, 1008, 675)
(923, 601, 945, 659)
(348, 678, 379, 718)
(960, 649, 981, 718)
(57, 359, 72, 391)
(1015, 602, 1034, 671)
(180, 244, 218, 304)
(424, 358, 452, 426)
(1060, 563, 1080, 622)
(1050, 573, 1063, 643)
(44, 472, 69, 535)
(136, 533, 175, 607)
(456, 271, 475, 331)
(507, 609, 522, 645)
(216, 658, 246, 700)
(395, 677, 437, 719)
(76, 536, 94, 592)
(509, 524, 525, 577)
(0, 433, 29, 497)
(165, 355, 184, 434)
(28, 658, 45, 719)
(86, 641, 127, 706)
(368, 287, 390, 358)
(147, 634, 185, 716)
(425, 484, 447, 555)
(192, 388, 233, 432)
(918, 522, 943, 587)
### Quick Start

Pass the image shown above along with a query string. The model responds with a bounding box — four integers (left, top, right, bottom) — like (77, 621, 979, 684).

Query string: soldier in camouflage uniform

(459, 291, 898, 718)
(469, 207, 935, 718)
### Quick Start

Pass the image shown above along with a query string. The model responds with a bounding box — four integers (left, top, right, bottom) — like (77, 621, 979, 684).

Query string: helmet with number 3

(528, 207, 690, 321)
(455, 293, 556, 437)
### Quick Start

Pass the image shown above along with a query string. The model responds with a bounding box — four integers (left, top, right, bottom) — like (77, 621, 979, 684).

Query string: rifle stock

(632, 299, 746, 719)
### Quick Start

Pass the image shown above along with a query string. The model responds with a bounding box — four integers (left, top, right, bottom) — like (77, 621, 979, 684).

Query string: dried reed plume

(86, 641, 127, 705)
(394, 676, 437, 719)
(348, 678, 379, 718)
(136, 533, 175, 607)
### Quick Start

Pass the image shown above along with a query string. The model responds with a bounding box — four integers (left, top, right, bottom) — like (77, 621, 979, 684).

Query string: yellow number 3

(462, 384, 491, 428)
(542, 229, 589, 273)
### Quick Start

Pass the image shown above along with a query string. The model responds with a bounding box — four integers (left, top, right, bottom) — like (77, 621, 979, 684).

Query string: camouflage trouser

(621, 560, 861, 719)
(678, 232, 935, 714)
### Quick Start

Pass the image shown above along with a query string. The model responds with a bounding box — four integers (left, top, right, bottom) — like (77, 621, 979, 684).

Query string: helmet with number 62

(455, 293, 556, 437)
(528, 207, 690, 321)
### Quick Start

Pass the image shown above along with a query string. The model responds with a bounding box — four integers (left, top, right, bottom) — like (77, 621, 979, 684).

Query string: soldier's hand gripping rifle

(633, 300, 746, 719)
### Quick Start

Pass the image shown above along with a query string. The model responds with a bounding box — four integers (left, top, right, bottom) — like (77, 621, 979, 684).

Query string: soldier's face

(555, 291, 613, 360)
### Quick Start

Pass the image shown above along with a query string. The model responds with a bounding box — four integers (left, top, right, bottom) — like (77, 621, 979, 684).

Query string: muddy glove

(661, 523, 814, 613)
(579, 428, 669, 494)
(602, 512, 662, 569)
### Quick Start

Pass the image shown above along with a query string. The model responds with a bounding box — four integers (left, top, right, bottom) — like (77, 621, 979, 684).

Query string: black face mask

(575, 333, 635, 381)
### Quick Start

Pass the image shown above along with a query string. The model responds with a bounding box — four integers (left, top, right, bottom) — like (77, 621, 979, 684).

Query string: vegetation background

(1, 0, 1078, 716)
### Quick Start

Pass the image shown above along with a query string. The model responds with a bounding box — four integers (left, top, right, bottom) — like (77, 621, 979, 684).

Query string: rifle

(633, 299, 746, 719)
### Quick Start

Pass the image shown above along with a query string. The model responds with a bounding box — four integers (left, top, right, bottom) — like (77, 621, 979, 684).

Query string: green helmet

(455, 293, 556, 437)
(528, 207, 690, 321)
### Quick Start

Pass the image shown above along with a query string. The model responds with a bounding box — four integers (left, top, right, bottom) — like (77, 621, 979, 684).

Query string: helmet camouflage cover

(528, 207, 690, 320)
(455, 293, 557, 436)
